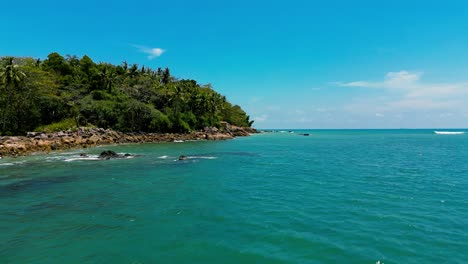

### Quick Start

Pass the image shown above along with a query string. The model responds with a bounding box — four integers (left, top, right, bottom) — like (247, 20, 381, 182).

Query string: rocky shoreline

(0, 123, 256, 157)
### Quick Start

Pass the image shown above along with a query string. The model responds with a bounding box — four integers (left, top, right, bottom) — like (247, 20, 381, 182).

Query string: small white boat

(434, 131, 465, 135)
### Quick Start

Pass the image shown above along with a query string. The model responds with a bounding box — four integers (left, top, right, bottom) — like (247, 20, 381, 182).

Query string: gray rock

(26, 132, 38, 138)
(99, 150, 120, 159)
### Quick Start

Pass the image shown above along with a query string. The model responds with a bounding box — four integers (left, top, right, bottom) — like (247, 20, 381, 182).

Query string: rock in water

(178, 155, 187, 160)
(99, 150, 120, 159)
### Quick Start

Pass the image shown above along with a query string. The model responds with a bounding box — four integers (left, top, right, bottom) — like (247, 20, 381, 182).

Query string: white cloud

(298, 116, 315, 123)
(385, 71, 422, 85)
(386, 98, 461, 110)
(337, 71, 422, 89)
(133, 45, 165, 59)
(315, 107, 335, 113)
(248, 97, 263, 104)
(253, 114, 268, 122)
(338, 81, 377, 87)
(439, 113, 453, 118)
(337, 70, 468, 111)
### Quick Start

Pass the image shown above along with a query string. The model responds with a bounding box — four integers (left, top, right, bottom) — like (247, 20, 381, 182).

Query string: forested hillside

(0, 53, 253, 135)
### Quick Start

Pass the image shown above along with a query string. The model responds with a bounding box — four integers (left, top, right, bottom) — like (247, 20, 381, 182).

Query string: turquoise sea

(1, 130, 467, 263)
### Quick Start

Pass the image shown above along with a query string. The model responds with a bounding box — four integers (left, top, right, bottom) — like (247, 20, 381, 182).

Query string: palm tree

(204, 93, 225, 126)
(98, 65, 116, 92)
(0, 57, 26, 133)
(170, 85, 185, 116)
(161, 67, 171, 84)
(128, 64, 139, 78)
(0, 57, 26, 88)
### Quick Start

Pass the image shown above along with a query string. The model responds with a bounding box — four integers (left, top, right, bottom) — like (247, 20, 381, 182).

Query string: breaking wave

(434, 131, 465, 135)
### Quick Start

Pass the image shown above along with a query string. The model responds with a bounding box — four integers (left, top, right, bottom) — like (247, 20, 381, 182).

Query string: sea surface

(1, 129, 467, 263)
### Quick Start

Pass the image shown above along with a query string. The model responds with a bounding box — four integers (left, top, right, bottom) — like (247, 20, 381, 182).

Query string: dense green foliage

(0, 53, 253, 135)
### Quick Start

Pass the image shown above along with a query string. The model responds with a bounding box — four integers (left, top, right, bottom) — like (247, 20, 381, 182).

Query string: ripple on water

(0, 131, 468, 263)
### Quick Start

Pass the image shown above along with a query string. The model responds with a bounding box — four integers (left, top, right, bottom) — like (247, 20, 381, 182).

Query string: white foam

(434, 131, 465, 135)
(173, 140, 184, 143)
(64, 153, 136, 162)
(158, 155, 172, 159)
(46, 155, 72, 161)
(187, 156, 217, 160)
(0, 160, 26, 166)
(64, 155, 100, 162)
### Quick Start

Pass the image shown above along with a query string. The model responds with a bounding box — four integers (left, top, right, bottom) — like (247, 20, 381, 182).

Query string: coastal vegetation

(0, 53, 253, 136)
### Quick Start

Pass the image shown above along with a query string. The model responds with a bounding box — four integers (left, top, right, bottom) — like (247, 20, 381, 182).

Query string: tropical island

(0, 53, 255, 156)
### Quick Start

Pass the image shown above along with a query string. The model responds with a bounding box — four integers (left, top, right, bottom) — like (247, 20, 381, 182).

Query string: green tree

(161, 67, 171, 84)
(98, 65, 116, 92)
(42, 52, 72, 76)
(0, 57, 27, 134)
(0, 53, 253, 135)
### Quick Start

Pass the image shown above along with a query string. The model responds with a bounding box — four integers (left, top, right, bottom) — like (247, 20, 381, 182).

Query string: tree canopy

(0, 53, 253, 135)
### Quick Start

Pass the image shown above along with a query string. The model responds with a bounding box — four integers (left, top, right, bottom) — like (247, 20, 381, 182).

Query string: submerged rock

(178, 155, 187, 160)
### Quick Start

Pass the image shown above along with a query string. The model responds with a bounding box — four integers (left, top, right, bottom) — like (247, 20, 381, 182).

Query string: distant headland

(0, 53, 255, 156)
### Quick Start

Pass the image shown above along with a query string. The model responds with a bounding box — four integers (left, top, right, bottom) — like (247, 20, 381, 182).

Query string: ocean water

(1, 130, 467, 263)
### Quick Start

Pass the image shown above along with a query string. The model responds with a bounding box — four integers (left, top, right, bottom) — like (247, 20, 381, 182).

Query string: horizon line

(255, 128, 468, 130)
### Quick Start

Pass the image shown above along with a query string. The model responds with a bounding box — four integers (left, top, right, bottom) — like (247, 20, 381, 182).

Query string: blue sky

(3, 0, 468, 128)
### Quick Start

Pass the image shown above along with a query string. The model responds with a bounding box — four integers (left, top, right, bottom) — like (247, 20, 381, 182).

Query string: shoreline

(0, 125, 256, 158)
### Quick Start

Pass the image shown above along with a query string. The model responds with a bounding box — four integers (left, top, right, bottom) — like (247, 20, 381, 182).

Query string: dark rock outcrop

(99, 150, 120, 159)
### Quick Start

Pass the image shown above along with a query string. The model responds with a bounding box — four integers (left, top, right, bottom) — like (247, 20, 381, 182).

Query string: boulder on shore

(0, 123, 255, 157)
